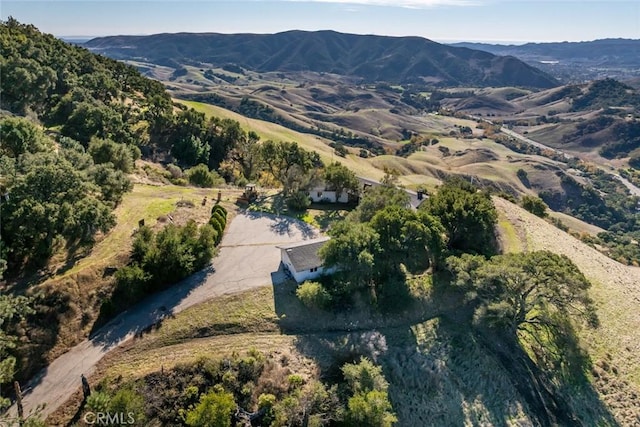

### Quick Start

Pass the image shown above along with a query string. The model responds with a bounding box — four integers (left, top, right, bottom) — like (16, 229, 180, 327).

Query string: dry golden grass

(494, 196, 640, 424)
(548, 211, 606, 236)
(101, 333, 293, 382)
(178, 99, 387, 181)
(131, 286, 279, 353)
(382, 318, 534, 426)
(37, 182, 238, 363)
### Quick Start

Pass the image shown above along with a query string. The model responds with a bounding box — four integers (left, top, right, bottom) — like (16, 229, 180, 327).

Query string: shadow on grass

(273, 269, 618, 426)
(15, 289, 70, 384)
(89, 265, 215, 348)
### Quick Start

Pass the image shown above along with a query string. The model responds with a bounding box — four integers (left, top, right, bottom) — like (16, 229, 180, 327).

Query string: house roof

(278, 237, 330, 272)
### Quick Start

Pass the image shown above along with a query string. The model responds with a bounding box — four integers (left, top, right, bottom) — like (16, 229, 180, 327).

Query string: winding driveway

(6, 212, 318, 423)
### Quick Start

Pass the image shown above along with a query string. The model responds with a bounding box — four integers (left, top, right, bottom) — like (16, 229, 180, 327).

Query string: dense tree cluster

(419, 177, 498, 255)
(0, 117, 131, 275)
(1, 18, 170, 145)
(80, 349, 346, 427)
(0, 294, 34, 411)
(317, 179, 447, 307)
(101, 221, 217, 318)
(309, 177, 500, 309)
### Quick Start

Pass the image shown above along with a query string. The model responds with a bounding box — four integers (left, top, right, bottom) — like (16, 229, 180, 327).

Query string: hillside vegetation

(85, 30, 559, 88)
(0, 18, 253, 402)
(3, 18, 640, 427)
(452, 39, 640, 82)
(52, 188, 640, 426)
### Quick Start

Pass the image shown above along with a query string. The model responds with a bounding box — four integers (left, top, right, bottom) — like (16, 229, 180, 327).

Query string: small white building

(307, 186, 350, 203)
(277, 237, 336, 283)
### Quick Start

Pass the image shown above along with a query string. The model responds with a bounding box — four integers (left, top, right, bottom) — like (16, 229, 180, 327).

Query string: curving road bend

(4, 212, 319, 424)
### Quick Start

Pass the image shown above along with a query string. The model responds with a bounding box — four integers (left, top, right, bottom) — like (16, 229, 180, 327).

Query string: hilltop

(84, 30, 559, 89)
(451, 38, 640, 82)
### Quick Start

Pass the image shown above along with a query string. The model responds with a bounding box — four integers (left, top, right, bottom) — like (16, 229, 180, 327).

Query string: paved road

(499, 126, 640, 196)
(471, 115, 640, 197)
(4, 212, 318, 424)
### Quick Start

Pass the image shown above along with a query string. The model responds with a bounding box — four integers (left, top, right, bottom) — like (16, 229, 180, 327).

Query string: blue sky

(1, 0, 639, 43)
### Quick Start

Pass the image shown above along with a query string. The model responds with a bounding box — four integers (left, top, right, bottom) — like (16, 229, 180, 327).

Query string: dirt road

(4, 212, 318, 424)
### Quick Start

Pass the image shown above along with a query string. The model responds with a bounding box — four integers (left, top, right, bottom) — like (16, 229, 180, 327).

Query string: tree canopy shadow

(89, 265, 214, 348)
(241, 209, 317, 239)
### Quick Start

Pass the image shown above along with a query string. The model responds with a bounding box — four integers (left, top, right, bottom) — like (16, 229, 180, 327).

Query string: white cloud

(281, 0, 481, 8)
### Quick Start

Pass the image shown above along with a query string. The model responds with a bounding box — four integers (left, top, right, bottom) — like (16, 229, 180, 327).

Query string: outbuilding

(277, 237, 335, 283)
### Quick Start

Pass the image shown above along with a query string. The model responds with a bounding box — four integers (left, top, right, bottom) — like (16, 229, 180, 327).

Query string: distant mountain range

(451, 39, 640, 82)
(84, 30, 559, 89)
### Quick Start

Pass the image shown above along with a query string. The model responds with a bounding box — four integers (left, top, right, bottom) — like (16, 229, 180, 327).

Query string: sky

(1, 0, 639, 44)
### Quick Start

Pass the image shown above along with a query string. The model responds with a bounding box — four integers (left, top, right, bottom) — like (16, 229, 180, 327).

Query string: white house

(277, 237, 336, 283)
(307, 186, 350, 203)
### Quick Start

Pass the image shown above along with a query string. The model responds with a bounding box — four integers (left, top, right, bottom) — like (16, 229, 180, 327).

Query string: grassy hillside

(47, 196, 640, 426)
(15, 181, 239, 385)
(495, 197, 640, 424)
(179, 99, 388, 181)
(178, 99, 577, 198)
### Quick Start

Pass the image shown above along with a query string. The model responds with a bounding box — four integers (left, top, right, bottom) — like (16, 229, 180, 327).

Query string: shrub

(166, 163, 183, 179)
(85, 391, 111, 413)
(211, 211, 227, 229)
(551, 217, 569, 232)
(287, 374, 304, 390)
(521, 195, 548, 217)
(286, 191, 311, 211)
(113, 264, 149, 306)
(296, 281, 331, 309)
(209, 217, 224, 243)
(346, 390, 397, 427)
(516, 168, 528, 180)
(88, 138, 135, 173)
(109, 387, 147, 426)
(334, 143, 348, 157)
(184, 387, 236, 427)
(212, 204, 227, 216)
(187, 164, 223, 188)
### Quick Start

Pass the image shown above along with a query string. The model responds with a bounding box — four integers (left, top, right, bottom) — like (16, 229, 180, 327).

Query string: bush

(185, 387, 236, 427)
(85, 391, 111, 413)
(103, 221, 217, 320)
(209, 216, 224, 241)
(212, 204, 227, 216)
(521, 195, 548, 217)
(287, 374, 304, 390)
(296, 281, 331, 309)
(211, 211, 227, 229)
(109, 387, 147, 426)
(166, 163, 183, 179)
(113, 264, 149, 306)
(88, 137, 135, 173)
(286, 191, 311, 211)
(258, 393, 277, 425)
(346, 390, 397, 427)
(187, 164, 223, 188)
